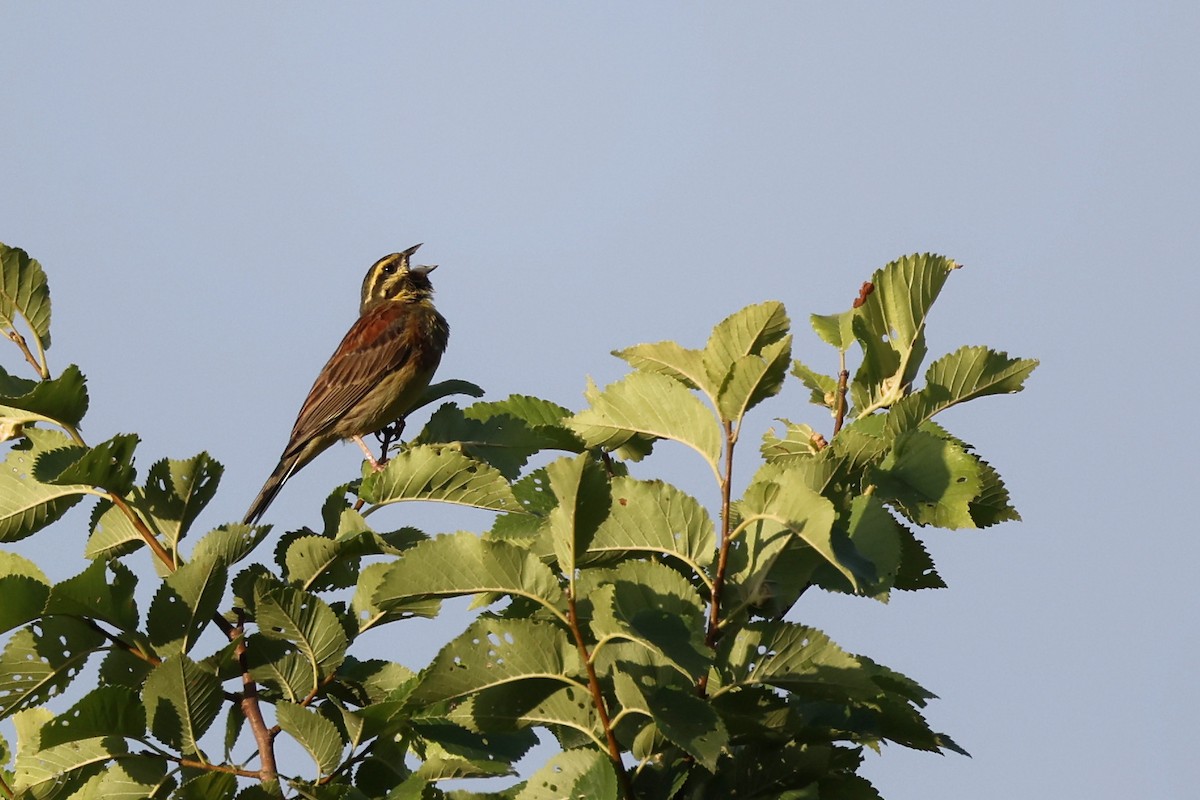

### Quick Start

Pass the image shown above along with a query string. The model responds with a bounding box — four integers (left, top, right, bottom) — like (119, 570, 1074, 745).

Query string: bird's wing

(281, 303, 418, 454)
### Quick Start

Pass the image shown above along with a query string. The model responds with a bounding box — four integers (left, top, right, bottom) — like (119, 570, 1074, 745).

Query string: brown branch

(234, 609, 280, 788)
(833, 357, 850, 437)
(566, 592, 632, 800)
(170, 756, 263, 779)
(3, 327, 48, 379)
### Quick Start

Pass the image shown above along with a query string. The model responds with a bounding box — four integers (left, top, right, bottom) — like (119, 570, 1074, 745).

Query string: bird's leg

(372, 419, 406, 464)
(352, 435, 387, 472)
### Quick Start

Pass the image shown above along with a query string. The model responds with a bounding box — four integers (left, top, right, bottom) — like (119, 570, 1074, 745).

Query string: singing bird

(243, 244, 449, 524)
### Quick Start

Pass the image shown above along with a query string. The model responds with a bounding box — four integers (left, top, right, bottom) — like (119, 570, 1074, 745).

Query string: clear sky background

(1, 4, 1196, 798)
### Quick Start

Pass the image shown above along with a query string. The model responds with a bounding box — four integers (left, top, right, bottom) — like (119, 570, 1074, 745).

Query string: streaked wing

(282, 303, 416, 453)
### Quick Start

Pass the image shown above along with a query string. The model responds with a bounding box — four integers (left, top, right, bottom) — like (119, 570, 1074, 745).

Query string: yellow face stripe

(359, 244, 430, 311)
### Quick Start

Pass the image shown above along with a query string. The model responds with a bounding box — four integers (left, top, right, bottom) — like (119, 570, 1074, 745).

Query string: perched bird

(243, 244, 449, 524)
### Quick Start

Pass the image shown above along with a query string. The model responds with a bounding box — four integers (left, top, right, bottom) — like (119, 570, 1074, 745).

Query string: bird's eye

(381, 262, 398, 276)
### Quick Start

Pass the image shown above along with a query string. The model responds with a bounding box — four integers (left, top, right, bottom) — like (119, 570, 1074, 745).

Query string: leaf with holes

(515, 747, 619, 800)
(44, 559, 139, 632)
(350, 562, 441, 634)
(871, 429, 983, 529)
(720, 621, 877, 697)
(138, 453, 223, 554)
(13, 735, 127, 798)
(34, 433, 139, 495)
(585, 476, 715, 578)
(0, 427, 88, 543)
(190, 522, 270, 566)
(254, 584, 348, 679)
(413, 617, 580, 705)
(146, 555, 226, 656)
(0, 617, 105, 720)
(39, 686, 146, 748)
(0, 551, 50, 634)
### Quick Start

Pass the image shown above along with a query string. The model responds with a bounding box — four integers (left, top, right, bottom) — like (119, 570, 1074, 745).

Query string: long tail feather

(243, 457, 298, 525)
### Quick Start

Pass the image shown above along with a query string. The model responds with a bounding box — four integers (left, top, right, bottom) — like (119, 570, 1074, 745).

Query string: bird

(243, 244, 449, 525)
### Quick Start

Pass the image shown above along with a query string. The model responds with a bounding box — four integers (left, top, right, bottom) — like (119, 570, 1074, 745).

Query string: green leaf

(0, 551, 50, 634)
(702, 301, 790, 390)
(35, 433, 139, 495)
(44, 559, 139, 631)
(275, 701, 346, 777)
(850, 253, 961, 415)
(84, 498, 144, 560)
(514, 748, 619, 800)
(616, 340, 712, 395)
(886, 346, 1039, 435)
(736, 469, 851, 588)
(0, 618, 105, 720)
(139, 453, 223, 554)
(13, 736, 126, 799)
(0, 427, 88, 543)
(645, 685, 728, 771)
(843, 495, 903, 596)
(97, 648, 155, 691)
(39, 686, 146, 748)
(244, 634, 316, 703)
(141, 655, 222, 756)
(761, 419, 825, 462)
(413, 617, 581, 704)
(544, 454, 610, 576)
(0, 364, 88, 428)
(373, 532, 565, 617)
(454, 682, 603, 750)
(358, 444, 522, 513)
(871, 429, 983, 529)
(585, 477, 716, 579)
(893, 526, 945, 590)
(190, 522, 270, 566)
(177, 772, 238, 800)
(969, 453, 1021, 527)
(0, 242, 52, 350)
(584, 560, 709, 681)
(811, 309, 856, 352)
(720, 621, 877, 697)
(568, 371, 721, 476)
(254, 584, 348, 681)
(716, 335, 793, 424)
(146, 555, 226, 655)
(790, 359, 839, 409)
(351, 561, 441, 633)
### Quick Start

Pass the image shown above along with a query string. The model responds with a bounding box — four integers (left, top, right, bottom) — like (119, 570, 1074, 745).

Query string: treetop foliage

(0, 241, 1036, 799)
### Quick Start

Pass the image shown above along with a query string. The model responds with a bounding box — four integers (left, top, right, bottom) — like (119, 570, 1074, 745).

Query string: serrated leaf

(736, 470, 852, 588)
(350, 562, 441, 633)
(177, 772, 238, 800)
(615, 340, 713, 396)
(568, 371, 721, 476)
(584, 477, 716, 579)
(0, 551, 50, 634)
(811, 309, 856, 352)
(893, 525, 945, 590)
(790, 358, 839, 409)
(97, 648, 155, 691)
(254, 584, 348, 681)
(44, 559, 139, 631)
(0, 242, 52, 350)
(146, 555, 226, 655)
(413, 617, 580, 704)
(544, 454, 610, 576)
(843, 495, 903, 596)
(703, 301, 790, 390)
(416, 404, 549, 480)
(886, 346, 1038, 435)
(142, 655, 222, 756)
(84, 498, 146, 560)
(243, 634, 316, 703)
(645, 685, 727, 771)
(968, 453, 1021, 527)
(0, 618, 105, 720)
(871, 430, 983, 529)
(455, 682, 603, 749)
(358, 444, 521, 512)
(68, 756, 174, 800)
(584, 560, 708, 681)
(190, 522, 270, 566)
(13, 736, 125, 799)
(0, 427, 88, 542)
(716, 335, 793, 424)
(761, 419, 824, 462)
(276, 701, 346, 776)
(721, 621, 877, 696)
(850, 254, 961, 415)
(373, 532, 564, 616)
(35, 433, 139, 495)
(139, 453, 223, 555)
(514, 748, 619, 800)
(0, 364, 88, 428)
(39, 686, 146, 748)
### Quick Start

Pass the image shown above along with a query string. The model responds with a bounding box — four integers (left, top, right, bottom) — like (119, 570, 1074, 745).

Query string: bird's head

(360, 243, 439, 312)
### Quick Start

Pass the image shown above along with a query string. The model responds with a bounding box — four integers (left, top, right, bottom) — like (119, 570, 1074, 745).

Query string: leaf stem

(3, 323, 48, 380)
(833, 352, 849, 436)
(566, 590, 632, 800)
(705, 419, 737, 653)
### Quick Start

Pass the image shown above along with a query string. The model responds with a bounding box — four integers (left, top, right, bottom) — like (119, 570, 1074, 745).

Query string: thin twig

(833, 351, 849, 437)
(566, 592, 633, 800)
(704, 420, 737, 652)
(3, 327, 48, 379)
(234, 609, 280, 789)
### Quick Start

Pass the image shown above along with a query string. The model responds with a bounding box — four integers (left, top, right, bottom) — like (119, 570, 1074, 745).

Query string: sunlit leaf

(0, 242, 52, 350)
(514, 748, 619, 800)
(0, 617, 105, 720)
(39, 686, 146, 748)
(13, 736, 125, 798)
(871, 429, 983, 529)
(141, 655, 221, 757)
(276, 701, 346, 776)
(543, 453, 610, 576)
(358, 444, 521, 513)
(254, 584, 348, 680)
(0, 427, 88, 543)
(716, 335, 792, 424)
(702, 301, 790, 390)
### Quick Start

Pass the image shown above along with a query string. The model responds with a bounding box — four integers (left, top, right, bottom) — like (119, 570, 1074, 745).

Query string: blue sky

(1, 4, 1196, 798)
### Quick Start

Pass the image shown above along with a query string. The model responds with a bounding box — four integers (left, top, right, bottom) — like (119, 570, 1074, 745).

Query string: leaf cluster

(0, 244, 1035, 799)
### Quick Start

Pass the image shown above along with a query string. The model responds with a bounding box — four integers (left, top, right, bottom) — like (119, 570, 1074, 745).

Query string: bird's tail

(243, 457, 298, 525)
